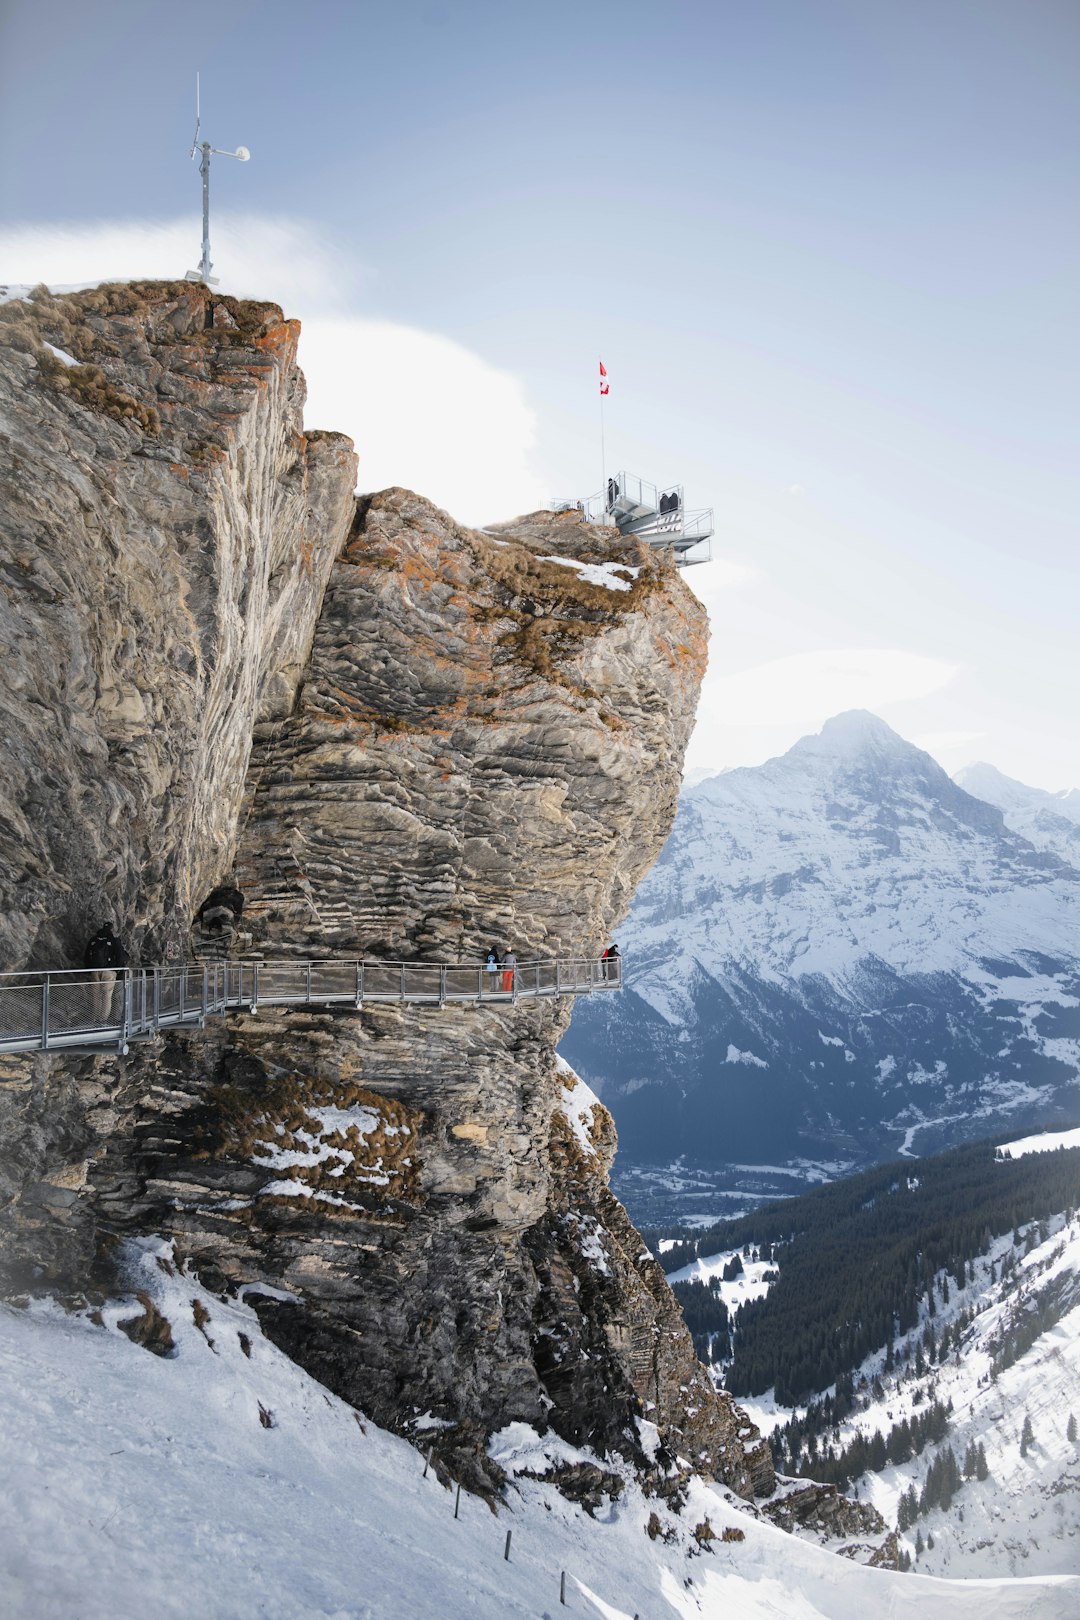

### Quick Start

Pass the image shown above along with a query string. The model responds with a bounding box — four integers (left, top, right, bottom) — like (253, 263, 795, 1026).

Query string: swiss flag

(599, 360, 609, 396)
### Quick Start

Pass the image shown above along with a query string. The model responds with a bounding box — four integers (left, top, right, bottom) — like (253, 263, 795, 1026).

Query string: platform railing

(0, 955, 622, 1056)
(560, 475, 713, 565)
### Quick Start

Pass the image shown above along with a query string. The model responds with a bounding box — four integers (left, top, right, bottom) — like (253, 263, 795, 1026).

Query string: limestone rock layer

(0, 284, 775, 1500)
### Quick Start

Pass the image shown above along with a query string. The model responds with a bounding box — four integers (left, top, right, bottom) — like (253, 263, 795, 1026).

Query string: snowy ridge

(998, 1127, 1080, 1160)
(561, 713, 1080, 1183)
(643, 714, 1077, 986)
(955, 763, 1080, 869)
(1, 1240, 1075, 1617)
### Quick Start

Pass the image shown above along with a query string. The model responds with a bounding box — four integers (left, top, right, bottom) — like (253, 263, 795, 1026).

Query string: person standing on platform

(485, 946, 500, 992)
(500, 948, 517, 994)
(83, 924, 128, 1022)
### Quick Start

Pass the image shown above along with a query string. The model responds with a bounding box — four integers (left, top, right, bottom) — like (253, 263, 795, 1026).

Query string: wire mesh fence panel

(308, 963, 360, 1000)
(478, 968, 505, 999)
(360, 965, 403, 999)
(225, 962, 254, 1006)
(555, 959, 582, 990)
(204, 964, 229, 1014)
(518, 963, 539, 996)
(155, 967, 203, 1021)
(51, 974, 106, 1033)
(0, 980, 46, 1041)
(255, 962, 307, 1002)
(444, 967, 484, 999)
(401, 966, 442, 999)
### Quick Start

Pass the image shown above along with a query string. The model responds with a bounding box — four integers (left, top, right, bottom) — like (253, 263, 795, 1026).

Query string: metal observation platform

(553, 471, 713, 566)
(0, 955, 623, 1056)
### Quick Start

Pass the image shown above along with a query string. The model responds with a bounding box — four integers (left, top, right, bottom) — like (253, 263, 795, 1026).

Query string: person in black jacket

(484, 946, 500, 993)
(83, 924, 128, 1023)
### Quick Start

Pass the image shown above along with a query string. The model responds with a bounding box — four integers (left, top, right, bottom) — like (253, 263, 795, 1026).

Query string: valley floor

(613, 1156, 855, 1229)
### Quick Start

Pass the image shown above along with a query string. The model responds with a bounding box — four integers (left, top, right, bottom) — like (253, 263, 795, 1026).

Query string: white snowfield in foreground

(998, 1127, 1080, 1159)
(1, 1242, 1075, 1619)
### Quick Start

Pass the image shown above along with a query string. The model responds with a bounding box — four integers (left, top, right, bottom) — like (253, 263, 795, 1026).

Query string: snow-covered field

(998, 1127, 1080, 1160)
(3, 1240, 1075, 1617)
(667, 1250, 777, 1316)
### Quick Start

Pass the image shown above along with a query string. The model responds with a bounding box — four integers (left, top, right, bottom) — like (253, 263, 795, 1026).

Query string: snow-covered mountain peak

(956, 762, 1080, 823)
(790, 709, 913, 763)
(686, 711, 1006, 852)
(562, 715, 1080, 1174)
(954, 761, 1080, 866)
(955, 762, 1038, 811)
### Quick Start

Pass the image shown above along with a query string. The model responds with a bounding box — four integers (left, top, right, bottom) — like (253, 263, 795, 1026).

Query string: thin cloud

(704, 648, 960, 730)
(681, 647, 961, 774)
(912, 730, 987, 759)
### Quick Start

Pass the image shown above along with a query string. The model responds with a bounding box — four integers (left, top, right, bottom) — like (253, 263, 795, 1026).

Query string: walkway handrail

(0, 955, 623, 1056)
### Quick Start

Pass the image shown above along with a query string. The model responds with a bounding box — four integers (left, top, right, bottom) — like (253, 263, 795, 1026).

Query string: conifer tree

(976, 1442, 989, 1481)
(1067, 1413, 1077, 1444)
(1020, 1413, 1034, 1456)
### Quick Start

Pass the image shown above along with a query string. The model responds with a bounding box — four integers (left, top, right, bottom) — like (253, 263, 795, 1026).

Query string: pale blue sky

(2, 1, 1077, 788)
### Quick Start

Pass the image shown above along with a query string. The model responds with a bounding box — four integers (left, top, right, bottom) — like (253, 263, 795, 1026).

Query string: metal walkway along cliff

(0, 956, 623, 1056)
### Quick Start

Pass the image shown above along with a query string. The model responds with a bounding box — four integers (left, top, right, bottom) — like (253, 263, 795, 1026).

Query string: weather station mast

(184, 75, 250, 286)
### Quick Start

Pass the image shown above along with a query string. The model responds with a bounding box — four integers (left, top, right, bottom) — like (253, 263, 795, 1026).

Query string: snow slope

(955, 765, 1080, 869)
(2, 1240, 1075, 1618)
(999, 1127, 1080, 1160)
(562, 713, 1080, 1198)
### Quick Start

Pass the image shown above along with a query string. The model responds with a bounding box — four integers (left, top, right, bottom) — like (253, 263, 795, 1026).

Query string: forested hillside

(657, 1138, 1080, 1404)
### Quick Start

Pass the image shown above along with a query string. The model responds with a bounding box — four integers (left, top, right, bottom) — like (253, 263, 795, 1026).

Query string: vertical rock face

(0, 287, 774, 1500)
(0, 282, 357, 967)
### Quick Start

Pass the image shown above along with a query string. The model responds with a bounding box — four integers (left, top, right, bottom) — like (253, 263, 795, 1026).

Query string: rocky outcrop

(0, 281, 356, 968)
(762, 1478, 889, 1543)
(0, 284, 778, 1503)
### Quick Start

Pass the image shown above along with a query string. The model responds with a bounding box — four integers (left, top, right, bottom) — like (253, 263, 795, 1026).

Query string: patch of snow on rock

(539, 554, 639, 592)
(725, 1045, 768, 1068)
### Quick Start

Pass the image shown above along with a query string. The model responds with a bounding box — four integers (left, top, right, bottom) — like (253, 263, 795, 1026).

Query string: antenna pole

(186, 76, 248, 286)
(199, 143, 212, 283)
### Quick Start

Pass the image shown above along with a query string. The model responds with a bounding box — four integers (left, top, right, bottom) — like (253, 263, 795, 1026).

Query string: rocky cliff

(0, 281, 776, 1503)
(0, 281, 356, 967)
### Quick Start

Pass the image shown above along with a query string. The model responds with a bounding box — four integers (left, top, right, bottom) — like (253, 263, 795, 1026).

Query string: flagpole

(599, 359, 607, 521)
